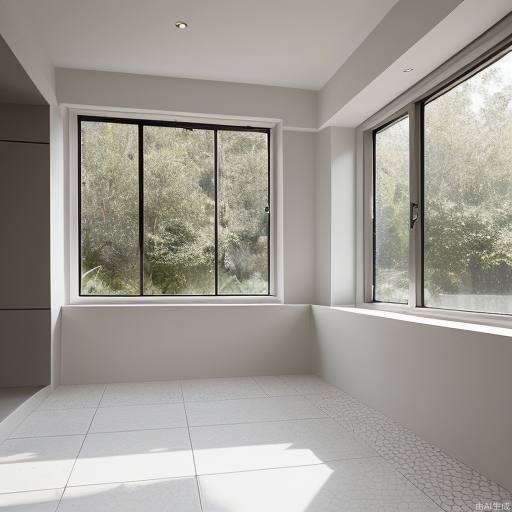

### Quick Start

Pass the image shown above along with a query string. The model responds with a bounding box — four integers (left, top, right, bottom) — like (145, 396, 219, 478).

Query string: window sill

(323, 304, 512, 337)
(69, 296, 282, 306)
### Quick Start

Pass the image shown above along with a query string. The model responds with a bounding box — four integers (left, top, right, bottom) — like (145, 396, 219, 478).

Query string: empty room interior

(1, 0, 512, 510)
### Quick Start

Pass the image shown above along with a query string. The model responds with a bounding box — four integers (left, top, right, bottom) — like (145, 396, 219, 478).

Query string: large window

(366, 41, 512, 317)
(423, 49, 512, 315)
(79, 117, 271, 296)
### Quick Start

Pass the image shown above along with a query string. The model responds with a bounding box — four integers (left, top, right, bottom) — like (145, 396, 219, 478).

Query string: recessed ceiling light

(403, 68, 414, 73)
(175, 21, 188, 29)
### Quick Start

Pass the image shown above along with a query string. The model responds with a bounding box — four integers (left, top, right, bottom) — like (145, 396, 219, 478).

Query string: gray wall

(61, 305, 312, 384)
(0, 103, 50, 386)
(312, 306, 512, 492)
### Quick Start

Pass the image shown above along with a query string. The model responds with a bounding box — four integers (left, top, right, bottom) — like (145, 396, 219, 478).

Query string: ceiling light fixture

(175, 21, 188, 29)
(403, 68, 414, 73)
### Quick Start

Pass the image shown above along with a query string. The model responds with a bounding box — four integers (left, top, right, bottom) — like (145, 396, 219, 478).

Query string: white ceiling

(18, 0, 397, 90)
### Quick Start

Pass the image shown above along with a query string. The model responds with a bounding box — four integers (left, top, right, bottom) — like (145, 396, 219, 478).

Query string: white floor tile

(181, 378, 266, 402)
(186, 396, 326, 427)
(0, 489, 63, 512)
(191, 418, 376, 474)
(199, 458, 441, 512)
(100, 381, 182, 407)
(0, 436, 84, 494)
(89, 403, 187, 433)
(252, 376, 302, 396)
(38, 385, 105, 410)
(281, 375, 341, 395)
(68, 428, 194, 486)
(58, 477, 201, 512)
(10, 409, 96, 438)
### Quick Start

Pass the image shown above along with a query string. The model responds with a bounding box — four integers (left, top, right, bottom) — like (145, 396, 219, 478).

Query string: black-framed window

(367, 38, 512, 317)
(79, 116, 271, 297)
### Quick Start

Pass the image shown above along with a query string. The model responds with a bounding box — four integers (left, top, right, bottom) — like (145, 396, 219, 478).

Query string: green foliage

(80, 123, 269, 296)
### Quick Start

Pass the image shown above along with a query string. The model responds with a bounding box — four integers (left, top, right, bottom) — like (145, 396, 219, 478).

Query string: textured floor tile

(10, 409, 96, 438)
(186, 396, 326, 427)
(0, 435, 84, 493)
(280, 375, 341, 395)
(58, 477, 201, 512)
(191, 418, 376, 474)
(181, 378, 266, 402)
(199, 458, 441, 512)
(38, 385, 105, 410)
(89, 403, 187, 433)
(307, 392, 512, 512)
(100, 381, 182, 407)
(68, 428, 194, 486)
(252, 376, 302, 396)
(0, 489, 63, 512)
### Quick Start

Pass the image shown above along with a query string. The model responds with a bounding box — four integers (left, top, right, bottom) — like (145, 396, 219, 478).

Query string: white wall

(49, 105, 66, 386)
(314, 127, 356, 306)
(314, 129, 331, 305)
(312, 306, 512, 491)
(62, 305, 312, 384)
(282, 131, 315, 304)
(330, 127, 356, 305)
(56, 68, 317, 131)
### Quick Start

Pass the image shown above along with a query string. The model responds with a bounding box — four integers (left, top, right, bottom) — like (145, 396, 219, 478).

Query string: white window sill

(69, 296, 283, 306)
(323, 304, 512, 337)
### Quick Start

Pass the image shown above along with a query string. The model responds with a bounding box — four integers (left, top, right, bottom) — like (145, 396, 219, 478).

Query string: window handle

(410, 202, 419, 229)
(264, 205, 270, 213)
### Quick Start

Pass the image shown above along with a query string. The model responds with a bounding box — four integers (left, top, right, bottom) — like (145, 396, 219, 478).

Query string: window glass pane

(143, 126, 215, 295)
(218, 131, 269, 294)
(374, 116, 409, 303)
(80, 121, 139, 295)
(424, 49, 512, 315)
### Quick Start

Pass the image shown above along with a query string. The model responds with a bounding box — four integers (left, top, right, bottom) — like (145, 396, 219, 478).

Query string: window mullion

(138, 123, 144, 296)
(214, 129, 219, 296)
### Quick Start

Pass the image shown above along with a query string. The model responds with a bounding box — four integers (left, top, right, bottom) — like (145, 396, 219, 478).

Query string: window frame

(371, 113, 411, 305)
(69, 109, 280, 304)
(359, 22, 512, 327)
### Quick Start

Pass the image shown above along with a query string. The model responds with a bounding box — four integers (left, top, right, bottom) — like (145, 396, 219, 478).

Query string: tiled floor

(0, 375, 510, 511)
(0, 386, 42, 423)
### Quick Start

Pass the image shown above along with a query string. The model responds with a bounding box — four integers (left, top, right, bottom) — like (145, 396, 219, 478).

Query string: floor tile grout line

(5, 416, 341, 442)
(393, 465, 448, 512)
(188, 415, 329, 428)
(0, 486, 64, 497)
(1, 455, 382, 497)
(193, 454, 381, 479)
(36, 390, 338, 411)
(249, 375, 272, 397)
(182, 384, 205, 512)
(54, 383, 107, 511)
